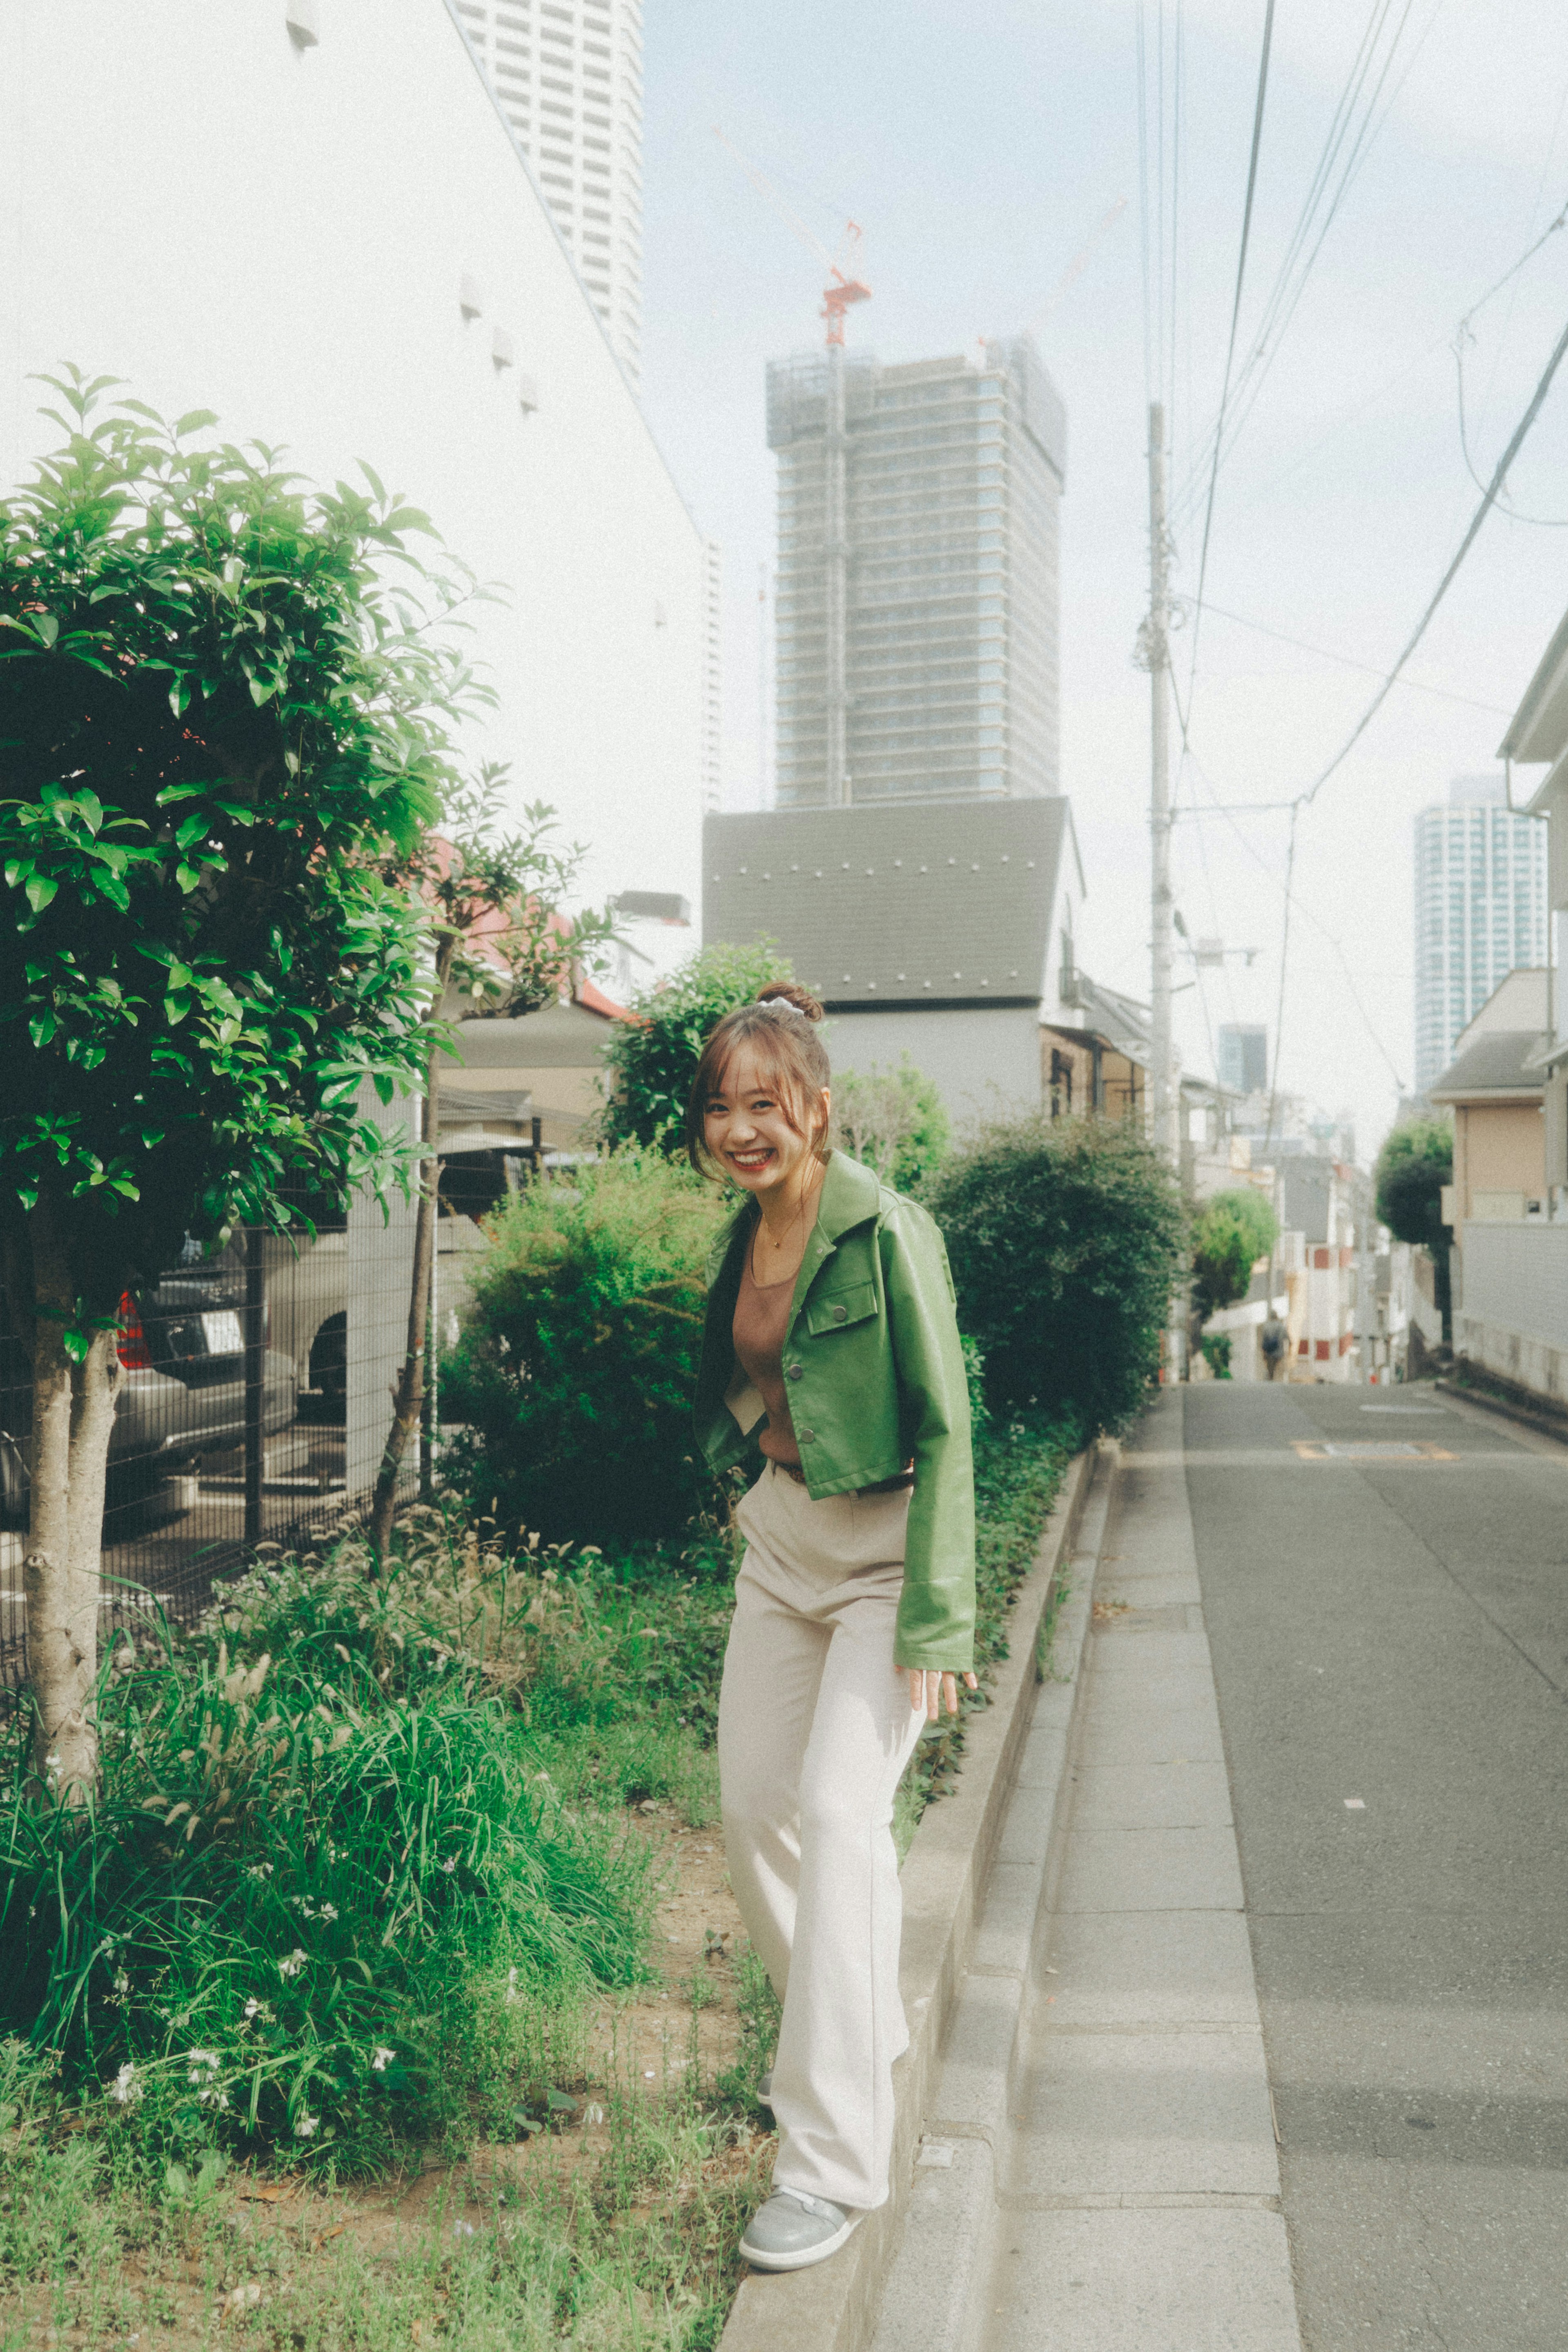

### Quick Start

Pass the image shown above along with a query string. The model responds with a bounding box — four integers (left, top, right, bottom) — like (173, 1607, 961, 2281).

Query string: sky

(636, 0, 1568, 1163)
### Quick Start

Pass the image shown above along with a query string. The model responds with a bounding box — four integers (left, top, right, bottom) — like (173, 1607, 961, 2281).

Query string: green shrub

(1200, 1332, 1233, 1379)
(833, 1055, 951, 1192)
(0, 1565, 657, 2176)
(1191, 1187, 1277, 1319)
(926, 1113, 1184, 1429)
(598, 939, 793, 1151)
(442, 1148, 726, 1547)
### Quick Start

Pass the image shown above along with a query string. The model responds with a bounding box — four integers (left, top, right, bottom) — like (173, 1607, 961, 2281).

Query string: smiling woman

(684, 983, 977, 2274)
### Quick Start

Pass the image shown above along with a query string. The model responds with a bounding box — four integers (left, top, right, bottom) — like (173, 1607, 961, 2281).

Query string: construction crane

(713, 127, 871, 348)
(715, 127, 871, 803)
(1020, 197, 1127, 341)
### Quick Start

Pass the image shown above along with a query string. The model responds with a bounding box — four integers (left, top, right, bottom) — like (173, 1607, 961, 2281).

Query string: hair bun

(755, 979, 825, 1023)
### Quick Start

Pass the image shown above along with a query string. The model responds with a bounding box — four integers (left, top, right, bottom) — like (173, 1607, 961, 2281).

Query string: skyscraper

(452, 0, 643, 383)
(1217, 1023, 1267, 1096)
(765, 335, 1066, 807)
(1414, 775, 1548, 1092)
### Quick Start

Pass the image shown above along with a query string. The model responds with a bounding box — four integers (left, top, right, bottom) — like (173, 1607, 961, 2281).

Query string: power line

(1197, 602, 1516, 715)
(1301, 300, 1568, 807)
(1186, 0, 1276, 699)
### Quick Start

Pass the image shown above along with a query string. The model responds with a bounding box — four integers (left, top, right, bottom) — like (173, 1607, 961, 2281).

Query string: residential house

(1433, 638, 1568, 1403)
(704, 798, 1152, 1123)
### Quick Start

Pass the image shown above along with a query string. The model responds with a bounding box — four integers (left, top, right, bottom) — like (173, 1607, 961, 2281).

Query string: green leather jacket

(693, 1150, 976, 1672)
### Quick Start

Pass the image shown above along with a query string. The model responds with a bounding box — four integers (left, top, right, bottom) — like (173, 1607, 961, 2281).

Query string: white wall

(0, 0, 703, 921)
(823, 1005, 1041, 1130)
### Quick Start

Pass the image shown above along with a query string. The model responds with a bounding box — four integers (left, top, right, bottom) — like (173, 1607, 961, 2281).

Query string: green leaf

(25, 875, 58, 914)
(62, 1329, 90, 1364)
(166, 991, 192, 1025)
(34, 613, 59, 649)
(176, 814, 208, 852)
(175, 862, 201, 894)
(29, 1012, 58, 1048)
(173, 408, 220, 439)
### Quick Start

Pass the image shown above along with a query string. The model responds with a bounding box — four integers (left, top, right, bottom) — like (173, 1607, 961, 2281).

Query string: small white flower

(277, 1948, 308, 1980)
(112, 1970, 129, 1996)
(109, 2062, 141, 2105)
(243, 1998, 261, 2021)
(371, 2047, 394, 2073)
(294, 2110, 319, 2138)
(439, 1857, 456, 1875)
(452, 2220, 476, 2239)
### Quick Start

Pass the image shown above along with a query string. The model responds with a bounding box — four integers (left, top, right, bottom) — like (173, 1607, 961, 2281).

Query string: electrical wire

(1185, 0, 1276, 700)
(1173, 0, 1438, 528)
(1300, 300, 1568, 807)
(1197, 602, 1515, 716)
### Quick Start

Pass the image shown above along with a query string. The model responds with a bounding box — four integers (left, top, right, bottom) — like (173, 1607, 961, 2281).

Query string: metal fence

(0, 1090, 426, 1688)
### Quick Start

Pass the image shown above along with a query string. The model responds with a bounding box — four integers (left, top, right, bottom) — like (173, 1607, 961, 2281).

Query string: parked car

(0, 1252, 297, 1525)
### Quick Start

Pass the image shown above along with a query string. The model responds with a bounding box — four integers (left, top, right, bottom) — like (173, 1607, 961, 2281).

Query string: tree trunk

(23, 1200, 122, 1800)
(368, 942, 454, 1561)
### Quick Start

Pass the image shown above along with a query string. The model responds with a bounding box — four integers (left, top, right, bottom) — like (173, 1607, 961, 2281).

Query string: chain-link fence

(0, 1092, 430, 1688)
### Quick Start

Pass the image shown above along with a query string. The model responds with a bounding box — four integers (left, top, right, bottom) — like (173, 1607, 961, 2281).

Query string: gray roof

(703, 799, 1073, 1010)
(1428, 1029, 1549, 1100)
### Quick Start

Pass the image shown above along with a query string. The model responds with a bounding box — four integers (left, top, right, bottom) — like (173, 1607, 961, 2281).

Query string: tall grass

(0, 1537, 664, 2174)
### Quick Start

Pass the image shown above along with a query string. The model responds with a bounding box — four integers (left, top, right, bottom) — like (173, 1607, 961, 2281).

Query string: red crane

(714, 127, 871, 348)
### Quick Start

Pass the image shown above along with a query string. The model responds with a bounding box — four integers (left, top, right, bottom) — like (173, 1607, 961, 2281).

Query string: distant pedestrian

(1261, 1312, 1289, 1380)
(690, 981, 976, 2274)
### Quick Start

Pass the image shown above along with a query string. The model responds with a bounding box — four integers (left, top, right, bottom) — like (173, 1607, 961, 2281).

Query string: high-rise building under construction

(765, 334, 1066, 807)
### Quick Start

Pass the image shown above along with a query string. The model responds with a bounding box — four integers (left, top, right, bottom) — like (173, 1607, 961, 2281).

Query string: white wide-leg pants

(717, 1461, 927, 2213)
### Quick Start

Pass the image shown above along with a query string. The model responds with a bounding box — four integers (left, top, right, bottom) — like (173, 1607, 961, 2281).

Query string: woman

(690, 981, 977, 2274)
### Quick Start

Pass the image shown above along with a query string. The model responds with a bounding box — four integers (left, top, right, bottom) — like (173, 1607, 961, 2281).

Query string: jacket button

(798, 1427, 815, 1444)
(832, 1304, 847, 1322)
(786, 1363, 803, 1381)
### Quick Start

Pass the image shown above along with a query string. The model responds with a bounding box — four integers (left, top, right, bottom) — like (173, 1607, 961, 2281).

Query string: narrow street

(1188, 1379, 1568, 2346)
(943, 1383, 1568, 2351)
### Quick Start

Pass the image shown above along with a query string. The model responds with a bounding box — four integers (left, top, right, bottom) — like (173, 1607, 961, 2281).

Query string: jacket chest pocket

(804, 1280, 878, 1336)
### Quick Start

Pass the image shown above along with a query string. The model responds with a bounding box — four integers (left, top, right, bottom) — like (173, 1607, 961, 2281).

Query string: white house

(702, 798, 1089, 1123)
(0, 0, 706, 926)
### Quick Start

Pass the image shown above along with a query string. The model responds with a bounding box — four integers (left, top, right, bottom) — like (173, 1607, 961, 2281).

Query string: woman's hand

(908, 1668, 979, 1722)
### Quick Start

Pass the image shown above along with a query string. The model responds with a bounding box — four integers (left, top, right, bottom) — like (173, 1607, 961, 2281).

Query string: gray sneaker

(740, 2187, 856, 2273)
(757, 2068, 773, 2107)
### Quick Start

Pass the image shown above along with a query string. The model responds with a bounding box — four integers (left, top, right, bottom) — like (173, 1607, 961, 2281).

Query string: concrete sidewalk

(873, 1390, 1303, 2350)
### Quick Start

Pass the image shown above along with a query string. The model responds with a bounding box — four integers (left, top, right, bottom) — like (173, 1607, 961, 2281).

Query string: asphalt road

(1185, 1380, 1568, 2349)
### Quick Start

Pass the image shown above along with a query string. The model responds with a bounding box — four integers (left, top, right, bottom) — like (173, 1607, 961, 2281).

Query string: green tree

(368, 769, 617, 1558)
(1190, 1187, 1278, 1321)
(1375, 1116, 1453, 1343)
(597, 937, 791, 1150)
(926, 1113, 1185, 1430)
(833, 1055, 951, 1194)
(441, 1147, 725, 1546)
(0, 371, 476, 1795)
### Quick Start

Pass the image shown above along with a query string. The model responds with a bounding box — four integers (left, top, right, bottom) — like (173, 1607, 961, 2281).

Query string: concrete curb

(866, 1452, 1114, 2352)
(719, 1440, 1107, 2352)
(1434, 1373, 1568, 1449)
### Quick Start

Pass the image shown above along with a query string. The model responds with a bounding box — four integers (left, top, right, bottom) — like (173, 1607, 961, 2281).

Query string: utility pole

(1147, 399, 1176, 1166)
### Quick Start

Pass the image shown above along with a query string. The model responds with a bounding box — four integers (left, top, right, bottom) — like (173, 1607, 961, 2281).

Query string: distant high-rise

(765, 335, 1066, 807)
(454, 0, 643, 383)
(1414, 775, 1548, 1092)
(1217, 1023, 1267, 1097)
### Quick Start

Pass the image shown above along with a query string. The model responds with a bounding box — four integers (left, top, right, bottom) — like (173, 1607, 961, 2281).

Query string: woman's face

(702, 1047, 829, 1201)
